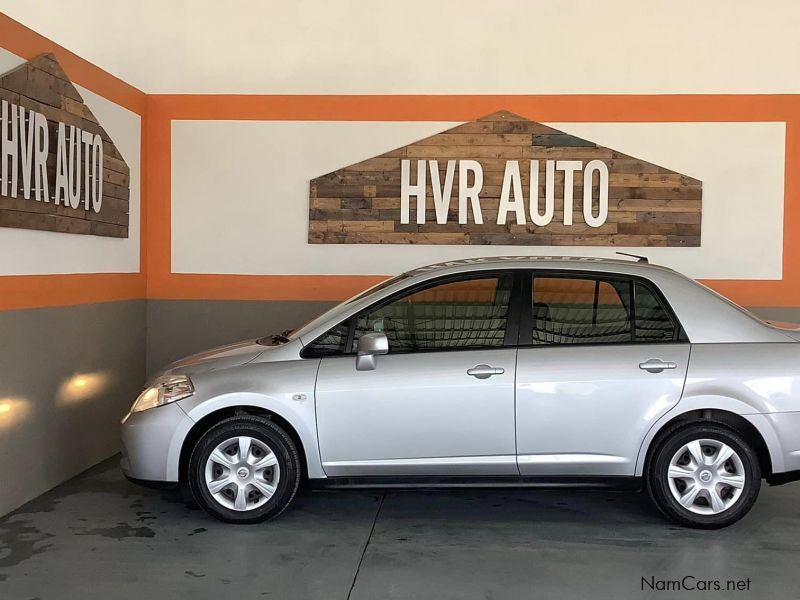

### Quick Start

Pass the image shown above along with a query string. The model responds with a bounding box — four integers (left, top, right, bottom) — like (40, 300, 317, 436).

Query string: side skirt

(309, 475, 643, 491)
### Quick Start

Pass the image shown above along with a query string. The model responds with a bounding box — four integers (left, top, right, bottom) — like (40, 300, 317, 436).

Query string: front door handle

(639, 358, 678, 373)
(467, 364, 505, 379)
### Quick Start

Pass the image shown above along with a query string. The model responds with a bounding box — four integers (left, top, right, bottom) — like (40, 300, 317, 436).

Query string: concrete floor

(1, 460, 799, 600)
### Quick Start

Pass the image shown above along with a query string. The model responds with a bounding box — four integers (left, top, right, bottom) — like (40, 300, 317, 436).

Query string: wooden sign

(0, 54, 129, 238)
(309, 111, 701, 246)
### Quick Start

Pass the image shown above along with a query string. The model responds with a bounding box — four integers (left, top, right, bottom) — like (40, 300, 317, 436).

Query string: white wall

(171, 120, 785, 280)
(2, 0, 800, 94)
(0, 48, 141, 275)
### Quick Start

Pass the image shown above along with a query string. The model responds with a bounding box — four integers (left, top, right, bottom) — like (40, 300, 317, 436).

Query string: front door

(515, 272, 690, 476)
(314, 272, 519, 477)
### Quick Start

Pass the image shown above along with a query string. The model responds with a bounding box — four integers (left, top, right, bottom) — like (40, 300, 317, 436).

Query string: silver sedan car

(121, 256, 800, 528)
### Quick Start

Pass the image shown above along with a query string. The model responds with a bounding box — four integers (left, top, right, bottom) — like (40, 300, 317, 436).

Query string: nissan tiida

(121, 256, 800, 528)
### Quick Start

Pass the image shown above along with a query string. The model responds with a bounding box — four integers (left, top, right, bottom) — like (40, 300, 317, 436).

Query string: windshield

(289, 272, 411, 340)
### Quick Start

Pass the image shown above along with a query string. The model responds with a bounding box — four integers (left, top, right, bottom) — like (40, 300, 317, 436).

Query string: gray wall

(146, 299, 336, 376)
(0, 300, 145, 517)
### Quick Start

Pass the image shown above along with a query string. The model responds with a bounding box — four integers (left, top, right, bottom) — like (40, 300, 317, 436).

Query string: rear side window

(532, 276, 632, 345)
(634, 281, 677, 341)
(530, 274, 680, 345)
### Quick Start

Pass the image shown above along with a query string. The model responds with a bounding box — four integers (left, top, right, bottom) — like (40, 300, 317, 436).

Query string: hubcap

(667, 438, 745, 515)
(204, 436, 280, 511)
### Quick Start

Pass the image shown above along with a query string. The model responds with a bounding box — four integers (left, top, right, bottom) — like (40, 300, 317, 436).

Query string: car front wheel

(647, 424, 761, 529)
(188, 415, 301, 523)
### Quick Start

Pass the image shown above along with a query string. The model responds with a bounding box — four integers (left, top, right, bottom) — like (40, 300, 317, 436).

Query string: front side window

(353, 274, 515, 352)
(304, 320, 350, 356)
(532, 276, 632, 345)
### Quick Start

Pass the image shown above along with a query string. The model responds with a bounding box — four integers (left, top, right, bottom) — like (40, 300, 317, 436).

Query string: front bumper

(120, 402, 190, 482)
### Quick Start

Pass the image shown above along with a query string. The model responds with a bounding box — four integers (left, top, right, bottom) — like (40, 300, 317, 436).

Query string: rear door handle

(639, 359, 677, 373)
(467, 364, 505, 379)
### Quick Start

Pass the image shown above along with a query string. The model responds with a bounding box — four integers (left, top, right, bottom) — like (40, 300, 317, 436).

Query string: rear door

(515, 271, 690, 476)
(312, 271, 522, 477)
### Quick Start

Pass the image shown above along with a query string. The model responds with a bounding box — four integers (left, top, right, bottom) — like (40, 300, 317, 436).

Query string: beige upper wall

(1, 0, 800, 94)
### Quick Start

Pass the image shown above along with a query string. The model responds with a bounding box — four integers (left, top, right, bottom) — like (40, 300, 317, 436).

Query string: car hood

(161, 339, 268, 378)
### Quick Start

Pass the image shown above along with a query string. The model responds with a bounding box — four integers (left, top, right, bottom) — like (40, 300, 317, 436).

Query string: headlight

(130, 375, 194, 413)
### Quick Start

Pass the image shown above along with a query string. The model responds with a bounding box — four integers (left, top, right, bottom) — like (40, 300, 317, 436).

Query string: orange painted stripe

(148, 274, 386, 302)
(0, 13, 145, 115)
(143, 98, 171, 296)
(0, 273, 144, 311)
(151, 93, 800, 122)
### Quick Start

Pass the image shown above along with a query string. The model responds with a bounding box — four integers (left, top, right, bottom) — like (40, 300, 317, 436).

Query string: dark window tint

(354, 274, 514, 352)
(634, 282, 676, 341)
(532, 276, 632, 344)
(305, 321, 349, 356)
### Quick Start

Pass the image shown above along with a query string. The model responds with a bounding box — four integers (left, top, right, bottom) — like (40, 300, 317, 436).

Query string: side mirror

(356, 332, 389, 371)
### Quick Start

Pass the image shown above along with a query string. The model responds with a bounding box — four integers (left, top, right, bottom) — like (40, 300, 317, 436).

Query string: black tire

(188, 415, 301, 524)
(647, 423, 761, 529)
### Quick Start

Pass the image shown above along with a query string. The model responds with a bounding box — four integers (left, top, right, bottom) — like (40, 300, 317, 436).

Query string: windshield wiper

(258, 329, 293, 345)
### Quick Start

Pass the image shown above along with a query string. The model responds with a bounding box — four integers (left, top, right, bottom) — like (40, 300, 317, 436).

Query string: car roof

(404, 255, 677, 278)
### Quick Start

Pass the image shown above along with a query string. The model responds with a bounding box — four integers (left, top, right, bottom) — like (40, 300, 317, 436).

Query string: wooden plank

(84, 205, 129, 226)
(613, 198, 702, 212)
(62, 96, 98, 124)
(0, 208, 127, 237)
(523, 146, 614, 159)
(414, 133, 533, 146)
(311, 197, 342, 210)
(102, 181, 130, 202)
(617, 223, 701, 236)
(637, 211, 702, 224)
(102, 168, 130, 187)
(406, 145, 524, 159)
(469, 233, 555, 246)
(103, 154, 130, 176)
(608, 173, 701, 188)
(532, 134, 596, 148)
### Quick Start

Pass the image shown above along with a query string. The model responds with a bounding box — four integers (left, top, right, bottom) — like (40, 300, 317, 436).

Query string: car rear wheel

(647, 423, 761, 529)
(188, 415, 301, 523)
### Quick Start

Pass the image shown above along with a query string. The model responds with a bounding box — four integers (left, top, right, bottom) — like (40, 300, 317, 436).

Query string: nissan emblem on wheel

(121, 255, 800, 528)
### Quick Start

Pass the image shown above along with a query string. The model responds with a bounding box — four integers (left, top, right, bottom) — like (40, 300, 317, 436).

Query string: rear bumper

(120, 402, 190, 482)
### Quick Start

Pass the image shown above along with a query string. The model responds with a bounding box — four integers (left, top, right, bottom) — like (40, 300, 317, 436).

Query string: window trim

(519, 269, 688, 348)
(300, 270, 524, 358)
